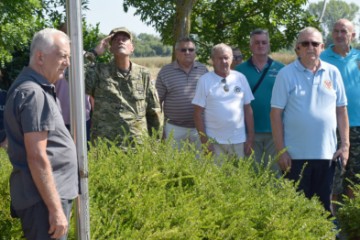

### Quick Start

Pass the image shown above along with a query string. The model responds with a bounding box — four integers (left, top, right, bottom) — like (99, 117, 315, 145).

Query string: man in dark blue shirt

(0, 88, 6, 147)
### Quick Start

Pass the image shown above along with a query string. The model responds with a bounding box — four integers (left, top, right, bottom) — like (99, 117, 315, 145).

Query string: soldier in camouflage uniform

(85, 27, 162, 145)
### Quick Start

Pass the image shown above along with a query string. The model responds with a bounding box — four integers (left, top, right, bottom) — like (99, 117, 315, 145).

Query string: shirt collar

(247, 56, 273, 69)
(326, 44, 355, 58)
(173, 60, 200, 70)
(294, 58, 325, 72)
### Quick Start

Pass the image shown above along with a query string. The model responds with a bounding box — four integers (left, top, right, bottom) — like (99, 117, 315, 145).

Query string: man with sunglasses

(230, 47, 243, 69)
(235, 29, 284, 174)
(270, 27, 349, 213)
(156, 37, 208, 149)
(192, 43, 254, 162)
(85, 27, 162, 145)
(320, 19, 360, 208)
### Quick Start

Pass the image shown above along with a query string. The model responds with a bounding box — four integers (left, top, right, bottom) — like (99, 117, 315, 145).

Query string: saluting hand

(94, 34, 113, 56)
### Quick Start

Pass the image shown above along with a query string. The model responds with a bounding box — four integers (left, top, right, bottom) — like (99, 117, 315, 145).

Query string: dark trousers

(16, 199, 73, 240)
(284, 160, 335, 213)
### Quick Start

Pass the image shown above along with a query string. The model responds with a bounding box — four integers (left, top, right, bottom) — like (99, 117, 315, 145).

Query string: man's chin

(58, 73, 65, 80)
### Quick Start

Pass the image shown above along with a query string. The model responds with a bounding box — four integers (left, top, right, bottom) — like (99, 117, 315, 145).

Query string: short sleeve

(271, 70, 288, 109)
(191, 76, 207, 107)
(17, 87, 56, 133)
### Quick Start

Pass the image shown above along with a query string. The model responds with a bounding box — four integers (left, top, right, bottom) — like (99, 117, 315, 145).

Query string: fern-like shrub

(337, 180, 360, 239)
(87, 136, 334, 239)
(0, 135, 336, 239)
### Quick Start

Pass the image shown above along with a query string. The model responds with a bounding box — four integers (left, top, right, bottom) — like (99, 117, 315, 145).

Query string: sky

(85, 0, 359, 37)
(85, 0, 159, 36)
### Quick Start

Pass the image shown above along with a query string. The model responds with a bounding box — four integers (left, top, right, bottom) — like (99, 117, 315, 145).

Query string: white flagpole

(66, 0, 91, 239)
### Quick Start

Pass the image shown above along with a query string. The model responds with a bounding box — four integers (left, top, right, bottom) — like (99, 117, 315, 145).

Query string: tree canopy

(0, 0, 41, 66)
(124, 0, 319, 61)
(0, 0, 99, 88)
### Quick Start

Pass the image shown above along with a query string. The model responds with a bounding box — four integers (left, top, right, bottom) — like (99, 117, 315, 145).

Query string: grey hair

(175, 37, 195, 50)
(296, 27, 323, 44)
(211, 43, 232, 58)
(30, 28, 70, 60)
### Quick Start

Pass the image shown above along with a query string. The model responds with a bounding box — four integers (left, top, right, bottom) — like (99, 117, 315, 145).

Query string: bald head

(332, 18, 355, 50)
(334, 19, 354, 33)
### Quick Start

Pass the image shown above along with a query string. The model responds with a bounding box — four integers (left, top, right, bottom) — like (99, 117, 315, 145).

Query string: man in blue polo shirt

(235, 29, 284, 174)
(320, 19, 360, 204)
(270, 27, 349, 213)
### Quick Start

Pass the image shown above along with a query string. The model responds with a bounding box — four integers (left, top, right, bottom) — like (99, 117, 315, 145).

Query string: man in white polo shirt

(156, 37, 208, 149)
(192, 43, 254, 162)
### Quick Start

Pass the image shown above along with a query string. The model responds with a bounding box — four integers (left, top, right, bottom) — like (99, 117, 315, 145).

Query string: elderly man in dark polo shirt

(4, 28, 78, 240)
(156, 37, 208, 149)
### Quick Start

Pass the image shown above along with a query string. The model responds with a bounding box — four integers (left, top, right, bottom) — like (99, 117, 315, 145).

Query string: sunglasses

(221, 78, 229, 92)
(233, 55, 243, 61)
(180, 48, 195, 53)
(299, 41, 321, 47)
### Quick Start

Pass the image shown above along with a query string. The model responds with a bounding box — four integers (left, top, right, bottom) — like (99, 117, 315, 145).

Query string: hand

(278, 151, 292, 172)
(333, 146, 350, 167)
(48, 209, 68, 239)
(94, 35, 113, 56)
(244, 139, 253, 157)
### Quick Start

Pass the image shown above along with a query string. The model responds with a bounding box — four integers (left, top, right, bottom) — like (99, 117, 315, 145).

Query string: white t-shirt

(192, 70, 254, 144)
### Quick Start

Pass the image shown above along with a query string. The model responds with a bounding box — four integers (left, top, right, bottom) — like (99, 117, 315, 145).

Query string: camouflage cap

(109, 27, 132, 41)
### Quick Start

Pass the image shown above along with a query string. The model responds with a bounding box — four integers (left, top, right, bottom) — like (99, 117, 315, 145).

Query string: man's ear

(351, 32, 356, 41)
(36, 51, 44, 64)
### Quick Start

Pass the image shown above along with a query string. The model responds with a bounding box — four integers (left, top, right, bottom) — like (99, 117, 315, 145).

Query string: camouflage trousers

(333, 127, 360, 194)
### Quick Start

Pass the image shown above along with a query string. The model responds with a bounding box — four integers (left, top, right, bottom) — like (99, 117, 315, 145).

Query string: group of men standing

(1, 17, 359, 239)
(155, 18, 359, 218)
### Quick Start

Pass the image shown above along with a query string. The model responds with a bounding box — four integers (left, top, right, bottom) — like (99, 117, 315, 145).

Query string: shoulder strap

(251, 58, 273, 94)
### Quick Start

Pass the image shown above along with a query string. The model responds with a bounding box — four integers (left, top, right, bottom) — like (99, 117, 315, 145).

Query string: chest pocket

(133, 82, 145, 100)
(133, 82, 146, 116)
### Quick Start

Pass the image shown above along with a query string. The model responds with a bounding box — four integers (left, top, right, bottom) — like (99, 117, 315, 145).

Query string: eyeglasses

(299, 41, 322, 48)
(233, 55, 243, 61)
(221, 78, 229, 92)
(180, 48, 195, 53)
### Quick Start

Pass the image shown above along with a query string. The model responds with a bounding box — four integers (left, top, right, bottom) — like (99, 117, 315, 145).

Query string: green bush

(337, 180, 360, 239)
(0, 137, 336, 239)
(86, 136, 335, 239)
(0, 149, 22, 240)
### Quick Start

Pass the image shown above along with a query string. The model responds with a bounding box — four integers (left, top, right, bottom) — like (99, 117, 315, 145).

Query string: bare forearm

(194, 106, 207, 144)
(336, 106, 350, 163)
(25, 132, 62, 212)
(337, 106, 350, 149)
(28, 157, 62, 212)
(244, 104, 254, 141)
(270, 108, 285, 153)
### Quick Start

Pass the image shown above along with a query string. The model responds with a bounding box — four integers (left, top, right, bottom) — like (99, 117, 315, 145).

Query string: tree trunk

(172, 0, 197, 61)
